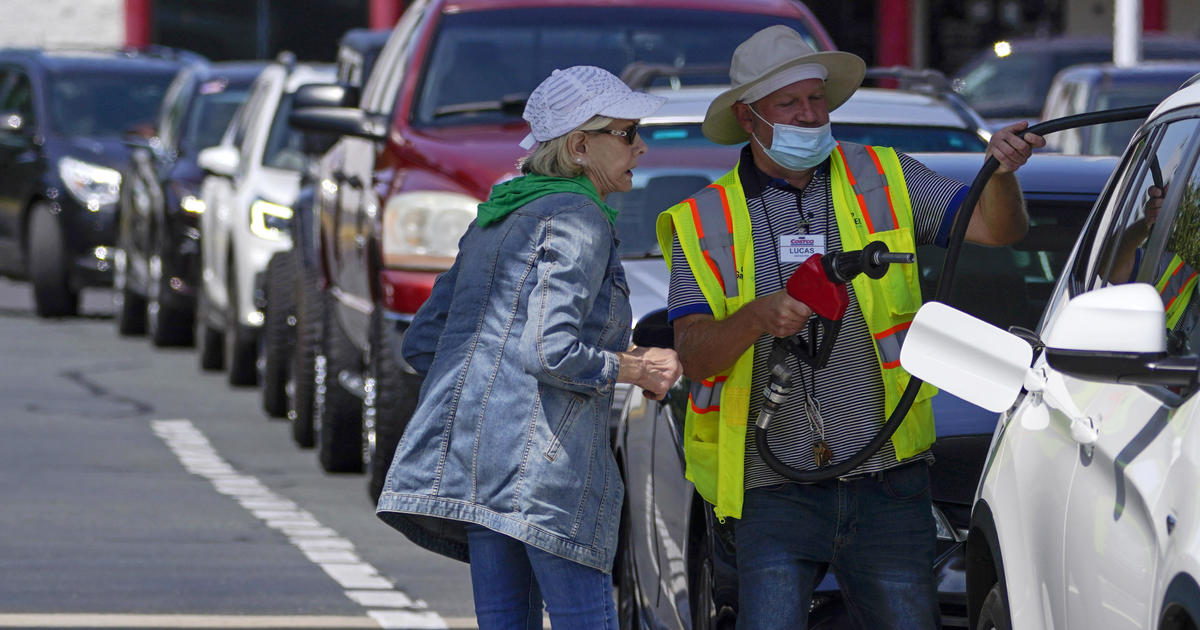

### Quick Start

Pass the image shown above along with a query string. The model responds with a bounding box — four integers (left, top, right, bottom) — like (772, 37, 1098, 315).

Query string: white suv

(902, 73, 1200, 629)
(195, 58, 335, 385)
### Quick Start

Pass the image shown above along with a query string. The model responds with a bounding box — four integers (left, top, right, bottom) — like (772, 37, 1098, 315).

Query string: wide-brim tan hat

(703, 25, 866, 145)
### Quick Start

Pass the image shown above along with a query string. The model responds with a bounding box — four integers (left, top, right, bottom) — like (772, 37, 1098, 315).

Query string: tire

(196, 288, 225, 371)
(364, 310, 422, 502)
(115, 287, 148, 336)
(975, 583, 1011, 630)
(316, 291, 365, 473)
(261, 252, 297, 417)
(113, 249, 147, 335)
(225, 265, 258, 387)
(289, 274, 323, 448)
(27, 203, 79, 318)
(147, 252, 194, 347)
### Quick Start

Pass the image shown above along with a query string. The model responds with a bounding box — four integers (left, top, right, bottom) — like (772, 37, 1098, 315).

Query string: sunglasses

(587, 123, 639, 146)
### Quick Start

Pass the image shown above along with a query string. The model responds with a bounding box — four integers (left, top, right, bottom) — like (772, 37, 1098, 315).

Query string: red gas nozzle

(785, 254, 850, 321)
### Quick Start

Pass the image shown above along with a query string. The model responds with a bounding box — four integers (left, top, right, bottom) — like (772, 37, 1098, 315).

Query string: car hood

(255, 167, 304, 207)
(54, 136, 134, 172)
(405, 124, 531, 200)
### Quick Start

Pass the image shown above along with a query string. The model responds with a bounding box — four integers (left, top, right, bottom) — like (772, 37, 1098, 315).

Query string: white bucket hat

(702, 25, 866, 145)
(520, 65, 667, 149)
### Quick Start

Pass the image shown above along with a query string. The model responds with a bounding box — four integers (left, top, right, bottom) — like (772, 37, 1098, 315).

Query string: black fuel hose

(757, 104, 1158, 483)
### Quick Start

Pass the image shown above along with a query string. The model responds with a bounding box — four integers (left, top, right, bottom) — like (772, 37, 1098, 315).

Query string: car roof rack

(864, 65, 989, 134)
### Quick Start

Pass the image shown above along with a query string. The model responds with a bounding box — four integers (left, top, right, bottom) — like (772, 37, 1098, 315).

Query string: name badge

(779, 234, 826, 263)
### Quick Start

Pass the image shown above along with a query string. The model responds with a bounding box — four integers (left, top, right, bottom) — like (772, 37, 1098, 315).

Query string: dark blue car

(0, 47, 200, 316)
(114, 60, 264, 344)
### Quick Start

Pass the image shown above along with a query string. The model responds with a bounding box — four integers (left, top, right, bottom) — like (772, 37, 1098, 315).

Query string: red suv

(291, 0, 834, 496)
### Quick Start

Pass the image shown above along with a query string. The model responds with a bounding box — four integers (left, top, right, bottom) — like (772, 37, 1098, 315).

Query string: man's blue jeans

(734, 461, 940, 630)
(466, 524, 617, 630)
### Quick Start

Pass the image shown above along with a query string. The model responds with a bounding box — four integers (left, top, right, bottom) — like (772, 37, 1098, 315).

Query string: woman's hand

(618, 346, 683, 401)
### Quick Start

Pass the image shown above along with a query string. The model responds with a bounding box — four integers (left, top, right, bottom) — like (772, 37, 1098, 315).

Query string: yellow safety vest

(655, 142, 937, 520)
(1155, 254, 1199, 329)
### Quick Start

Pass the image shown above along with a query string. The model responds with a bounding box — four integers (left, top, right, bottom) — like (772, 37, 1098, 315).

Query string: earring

(575, 157, 583, 164)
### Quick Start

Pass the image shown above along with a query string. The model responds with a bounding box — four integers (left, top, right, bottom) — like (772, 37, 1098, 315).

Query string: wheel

(364, 309, 422, 502)
(315, 291, 365, 473)
(27, 203, 79, 317)
(196, 287, 225, 371)
(975, 583, 1011, 630)
(113, 249, 147, 335)
(261, 252, 297, 417)
(289, 275, 323, 448)
(225, 265, 258, 387)
(147, 252, 194, 347)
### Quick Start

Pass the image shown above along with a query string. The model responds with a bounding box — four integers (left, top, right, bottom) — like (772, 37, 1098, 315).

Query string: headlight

(249, 199, 293, 241)
(58, 156, 121, 209)
(381, 191, 478, 270)
(181, 195, 206, 214)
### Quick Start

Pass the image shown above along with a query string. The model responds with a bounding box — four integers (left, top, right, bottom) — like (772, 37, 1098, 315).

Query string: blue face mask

(748, 104, 836, 171)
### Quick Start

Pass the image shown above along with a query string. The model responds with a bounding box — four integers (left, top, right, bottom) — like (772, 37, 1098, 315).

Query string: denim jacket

(376, 192, 631, 573)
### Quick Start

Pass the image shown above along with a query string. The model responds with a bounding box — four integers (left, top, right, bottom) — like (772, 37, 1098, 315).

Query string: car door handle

(355, 234, 367, 249)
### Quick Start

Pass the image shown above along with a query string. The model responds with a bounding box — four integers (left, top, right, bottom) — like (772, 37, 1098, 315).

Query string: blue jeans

(467, 524, 617, 630)
(734, 462, 939, 630)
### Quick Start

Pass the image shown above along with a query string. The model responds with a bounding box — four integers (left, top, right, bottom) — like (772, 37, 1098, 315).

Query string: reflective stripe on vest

(836, 143, 900, 234)
(1156, 255, 1199, 328)
(872, 321, 911, 369)
(689, 376, 726, 413)
(837, 143, 910, 366)
(690, 185, 739, 298)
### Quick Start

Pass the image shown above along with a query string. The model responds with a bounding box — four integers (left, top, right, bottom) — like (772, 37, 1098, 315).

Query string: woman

(376, 65, 683, 629)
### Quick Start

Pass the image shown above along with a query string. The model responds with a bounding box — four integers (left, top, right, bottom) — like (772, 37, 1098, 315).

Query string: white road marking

(150, 419, 453, 630)
(0, 614, 486, 628)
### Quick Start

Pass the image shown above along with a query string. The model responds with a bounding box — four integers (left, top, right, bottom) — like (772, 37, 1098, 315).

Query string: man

(655, 25, 1044, 629)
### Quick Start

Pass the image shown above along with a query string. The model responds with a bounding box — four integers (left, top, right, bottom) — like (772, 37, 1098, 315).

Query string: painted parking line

(0, 614, 486, 628)
(149, 419, 454, 630)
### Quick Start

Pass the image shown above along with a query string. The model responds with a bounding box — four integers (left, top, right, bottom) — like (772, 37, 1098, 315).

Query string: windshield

(1087, 83, 1188, 155)
(955, 50, 1110, 119)
(414, 7, 825, 126)
(183, 83, 252, 154)
(261, 93, 309, 171)
(48, 70, 175, 138)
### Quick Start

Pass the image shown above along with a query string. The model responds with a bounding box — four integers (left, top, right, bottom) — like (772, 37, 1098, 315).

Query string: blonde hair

(520, 115, 613, 177)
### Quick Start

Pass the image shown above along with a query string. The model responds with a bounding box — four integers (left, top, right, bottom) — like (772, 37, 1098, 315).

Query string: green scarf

(476, 174, 618, 227)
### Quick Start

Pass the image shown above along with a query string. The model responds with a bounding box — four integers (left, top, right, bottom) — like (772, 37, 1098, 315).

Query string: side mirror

(1042, 283, 1198, 388)
(289, 106, 386, 141)
(901, 284, 1199, 413)
(293, 82, 357, 109)
(633, 308, 673, 349)
(197, 145, 240, 177)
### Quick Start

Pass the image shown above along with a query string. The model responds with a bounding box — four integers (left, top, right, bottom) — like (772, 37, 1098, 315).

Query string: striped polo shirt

(667, 145, 968, 487)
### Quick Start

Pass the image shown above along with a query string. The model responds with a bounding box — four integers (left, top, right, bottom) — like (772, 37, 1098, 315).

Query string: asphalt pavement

(0, 279, 479, 629)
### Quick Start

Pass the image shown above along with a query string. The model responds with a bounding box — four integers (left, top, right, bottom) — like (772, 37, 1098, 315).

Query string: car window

(261, 92, 309, 171)
(0, 70, 35, 124)
(47, 70, 174, 138)
(412, 7, 824, 127)
(231, 75, 272, 150)
(1155, 148, 1200, 356)
(1085, 118, 1199, 289)
(158, 71, 193, 153)
(183, 80, 252, 154)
